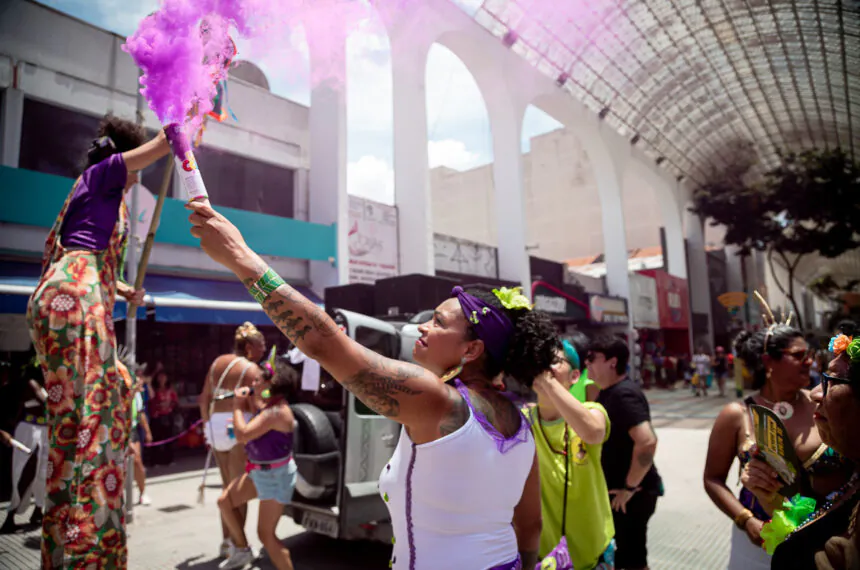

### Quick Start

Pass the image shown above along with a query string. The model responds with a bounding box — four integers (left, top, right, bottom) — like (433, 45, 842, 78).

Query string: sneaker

(137, 494, 152, 506)
(218, 548, 254, 569)
(219, 539, 235, 558)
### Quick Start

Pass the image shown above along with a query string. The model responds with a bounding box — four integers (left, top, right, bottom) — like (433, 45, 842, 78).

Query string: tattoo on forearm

(342, 349, 424, 418)
(636, 451, 655, 468)
(262, 297, 312, 342)
(245, 272, 341, 343)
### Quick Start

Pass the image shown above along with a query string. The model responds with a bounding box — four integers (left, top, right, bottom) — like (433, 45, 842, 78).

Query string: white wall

(0, 0, 312, 283)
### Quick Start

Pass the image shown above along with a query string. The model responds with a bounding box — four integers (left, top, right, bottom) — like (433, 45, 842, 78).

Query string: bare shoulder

(712, 400, 748, 436)
(469, 388, 523, 439)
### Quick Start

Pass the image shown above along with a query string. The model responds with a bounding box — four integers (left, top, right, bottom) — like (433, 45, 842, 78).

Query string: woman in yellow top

(525, 339, 616, 569)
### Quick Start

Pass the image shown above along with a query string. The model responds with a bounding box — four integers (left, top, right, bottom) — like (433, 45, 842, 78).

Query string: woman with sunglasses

(703, 325, 853, 570)
(744, 332, 860, 569)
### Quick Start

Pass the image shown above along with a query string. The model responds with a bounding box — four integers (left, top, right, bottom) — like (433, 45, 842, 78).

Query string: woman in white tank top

(189, 202, 561, 569)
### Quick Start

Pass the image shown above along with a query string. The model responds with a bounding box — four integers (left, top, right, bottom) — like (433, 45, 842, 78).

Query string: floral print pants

(28, 252, 130, 569)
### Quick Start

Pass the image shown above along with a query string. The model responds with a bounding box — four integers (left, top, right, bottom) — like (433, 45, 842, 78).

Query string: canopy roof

(474, 0, 860, 185)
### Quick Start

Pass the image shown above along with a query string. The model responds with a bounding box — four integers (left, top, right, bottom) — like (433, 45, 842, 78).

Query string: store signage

(532, 282, 589, 321)
(629, 273, 660, 329)
(434, 234, 498, 278)
(588, 295, 629, 325)
(534, 294, 567, 315)
(638, 269, 690, 329)
(348, 196, 399, 285)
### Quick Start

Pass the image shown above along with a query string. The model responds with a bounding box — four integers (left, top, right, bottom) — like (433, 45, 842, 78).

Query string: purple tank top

(245, 417, 293, 464)
(60, 153, 128, 251)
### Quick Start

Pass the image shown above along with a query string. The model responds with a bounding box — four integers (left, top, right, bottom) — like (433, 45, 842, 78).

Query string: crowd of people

(0, 112, 857, 570)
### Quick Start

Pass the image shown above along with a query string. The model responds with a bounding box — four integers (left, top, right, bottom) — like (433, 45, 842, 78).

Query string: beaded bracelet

(246, 267, 285, 304)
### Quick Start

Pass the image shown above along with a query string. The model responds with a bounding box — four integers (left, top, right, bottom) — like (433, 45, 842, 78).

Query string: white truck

(284, 309, 415, 543)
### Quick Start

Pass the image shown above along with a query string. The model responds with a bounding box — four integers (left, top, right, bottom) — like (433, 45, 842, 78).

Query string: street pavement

(1, 388, 742, 569)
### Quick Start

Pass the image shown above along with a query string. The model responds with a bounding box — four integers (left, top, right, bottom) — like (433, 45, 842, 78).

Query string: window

(19, 98, 100, 178)
(192, 145, 295, 218)
(352, 325, 400, 417)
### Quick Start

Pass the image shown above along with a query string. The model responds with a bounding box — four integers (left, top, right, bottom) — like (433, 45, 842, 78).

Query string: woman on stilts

(27, 115, 169, 569)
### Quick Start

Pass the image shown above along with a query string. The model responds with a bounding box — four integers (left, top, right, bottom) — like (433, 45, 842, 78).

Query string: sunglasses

(821, 373, 851, 397)
(782, 348, 816, 361)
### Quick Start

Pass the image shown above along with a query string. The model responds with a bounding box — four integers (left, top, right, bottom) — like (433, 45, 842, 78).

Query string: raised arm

(532, 371, 606, 445)
(122, 129, 170, 172)
(187, 201, 451, 431)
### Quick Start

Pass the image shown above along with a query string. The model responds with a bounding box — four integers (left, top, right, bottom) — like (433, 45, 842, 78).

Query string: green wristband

(247, 268, 285, 304)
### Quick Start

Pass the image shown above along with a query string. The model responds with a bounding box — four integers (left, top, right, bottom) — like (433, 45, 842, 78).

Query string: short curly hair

(85, 114, 146, 169)
(463, 288, 559, 387)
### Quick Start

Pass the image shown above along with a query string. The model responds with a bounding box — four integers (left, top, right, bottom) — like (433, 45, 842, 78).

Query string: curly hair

(265, 359, 300, 401)
(234, 322, 264, 356)
(463, 288, 559, 387)
(734, 325, 803, 389)
(85, 114, 146, 169)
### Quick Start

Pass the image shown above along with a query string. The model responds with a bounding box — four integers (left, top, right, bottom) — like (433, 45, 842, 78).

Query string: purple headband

(451, 286, 515, 363)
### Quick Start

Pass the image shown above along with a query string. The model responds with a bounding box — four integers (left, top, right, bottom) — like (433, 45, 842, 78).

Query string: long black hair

(734, 325, 804, 389)
(463, 288, 559, 388)
(84, 114, 146, 169)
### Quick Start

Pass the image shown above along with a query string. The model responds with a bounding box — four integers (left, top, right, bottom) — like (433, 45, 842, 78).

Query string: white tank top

(378, 380, 535, 570)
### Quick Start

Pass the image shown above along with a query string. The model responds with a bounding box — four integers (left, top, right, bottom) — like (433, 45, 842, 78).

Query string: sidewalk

(1, 389, 743, 569)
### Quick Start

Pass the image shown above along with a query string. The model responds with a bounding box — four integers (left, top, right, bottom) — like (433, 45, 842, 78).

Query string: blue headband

(562, 339, 580, 370)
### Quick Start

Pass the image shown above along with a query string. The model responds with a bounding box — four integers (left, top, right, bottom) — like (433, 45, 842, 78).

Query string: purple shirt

(60, 153, 128, 251)
(245, 426, 293, 463)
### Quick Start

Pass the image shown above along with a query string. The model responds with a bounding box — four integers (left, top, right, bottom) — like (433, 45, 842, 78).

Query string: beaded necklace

(785, 471, 860, 541)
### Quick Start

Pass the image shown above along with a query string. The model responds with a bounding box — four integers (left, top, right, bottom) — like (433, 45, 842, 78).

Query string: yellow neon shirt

(524, 403, 614, 570)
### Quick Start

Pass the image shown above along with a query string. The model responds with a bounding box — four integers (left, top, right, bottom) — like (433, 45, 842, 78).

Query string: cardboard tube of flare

(163, 123, 208, 202)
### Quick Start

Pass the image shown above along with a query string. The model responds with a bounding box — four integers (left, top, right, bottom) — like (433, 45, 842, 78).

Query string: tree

(691, 147, 860, 331)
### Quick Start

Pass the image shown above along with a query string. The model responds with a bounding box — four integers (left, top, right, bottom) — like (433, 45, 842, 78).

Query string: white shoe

(218, 548, 254, 569)
(137, 494, 152, 506)
(219, 538, 235, 558)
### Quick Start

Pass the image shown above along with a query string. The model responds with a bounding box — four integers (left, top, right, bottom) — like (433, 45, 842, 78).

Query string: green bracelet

(247, 268, 285, 304)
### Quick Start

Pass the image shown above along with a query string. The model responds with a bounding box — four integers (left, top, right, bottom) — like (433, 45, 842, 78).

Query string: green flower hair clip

(492, 287, 533, 311)
(847, 338, 860, 362)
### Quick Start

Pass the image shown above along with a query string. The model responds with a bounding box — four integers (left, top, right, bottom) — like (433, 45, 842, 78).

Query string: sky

(39, 0, 562, 205)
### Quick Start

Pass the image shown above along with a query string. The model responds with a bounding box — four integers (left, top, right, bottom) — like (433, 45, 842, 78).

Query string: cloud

(348, 155, 394, 204)
(428, 139, 483, 171)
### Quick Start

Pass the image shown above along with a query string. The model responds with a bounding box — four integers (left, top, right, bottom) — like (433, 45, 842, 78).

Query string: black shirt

(714, 356, 728, 375)
(597, 378, 663, 494)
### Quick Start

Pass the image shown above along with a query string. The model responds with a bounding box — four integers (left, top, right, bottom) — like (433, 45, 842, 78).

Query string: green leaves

(691, 147, 860, 259)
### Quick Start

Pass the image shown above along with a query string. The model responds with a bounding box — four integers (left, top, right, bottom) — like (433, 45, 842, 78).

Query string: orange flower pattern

(26, 182, 131, 569)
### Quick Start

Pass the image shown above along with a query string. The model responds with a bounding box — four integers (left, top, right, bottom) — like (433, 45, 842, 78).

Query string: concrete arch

(623, 158, 686, 279)
(529, 90, 632, 300)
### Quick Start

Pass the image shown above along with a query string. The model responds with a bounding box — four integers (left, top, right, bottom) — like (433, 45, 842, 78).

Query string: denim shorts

(249, 459, 297, 505)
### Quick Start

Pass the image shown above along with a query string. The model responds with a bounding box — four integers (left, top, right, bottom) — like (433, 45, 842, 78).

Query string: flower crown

(829, 334, 860, 362)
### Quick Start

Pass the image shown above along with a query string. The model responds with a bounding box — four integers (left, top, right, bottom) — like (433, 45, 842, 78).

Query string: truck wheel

(325, 411, 344, 442)
(291, 403, 338, 454)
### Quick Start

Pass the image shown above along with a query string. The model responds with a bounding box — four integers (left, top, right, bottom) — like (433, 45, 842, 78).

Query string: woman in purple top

(218, 361, 298, 570)
(26, 114, 170, 569)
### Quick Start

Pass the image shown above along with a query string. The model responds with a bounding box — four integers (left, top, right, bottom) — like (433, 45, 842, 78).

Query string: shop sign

(630, 273, 660, 329)
(348, 196, 399, 285)
(434, 234, 498, 278)
(588, 295, 629, 325)
(532, 281, 589, 321)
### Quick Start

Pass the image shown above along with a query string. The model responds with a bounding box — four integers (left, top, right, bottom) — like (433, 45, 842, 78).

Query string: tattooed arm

(626, 420, 658, 488)
(186, 200, 452, 431)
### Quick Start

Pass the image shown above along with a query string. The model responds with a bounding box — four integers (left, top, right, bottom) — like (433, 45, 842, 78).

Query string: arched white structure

(310, 0, 712, 335)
